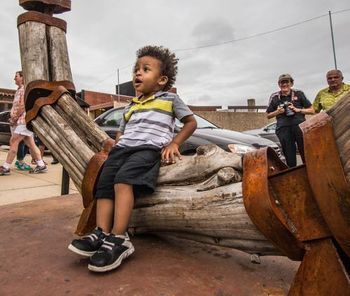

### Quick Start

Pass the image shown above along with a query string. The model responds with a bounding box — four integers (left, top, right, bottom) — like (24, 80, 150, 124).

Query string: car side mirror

(263, 128, 268, 132)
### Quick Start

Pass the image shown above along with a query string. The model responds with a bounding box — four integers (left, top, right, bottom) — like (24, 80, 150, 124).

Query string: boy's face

(133, 56, 168, 97)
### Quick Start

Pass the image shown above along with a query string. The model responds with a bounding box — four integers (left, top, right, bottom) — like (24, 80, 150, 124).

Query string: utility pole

(329, 10, 337, 69)
(115, 68, 120, 108)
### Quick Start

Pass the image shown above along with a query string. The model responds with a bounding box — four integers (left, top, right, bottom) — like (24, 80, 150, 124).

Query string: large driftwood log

(158, 145, 242, 185)
(130, 181, 279, 255)
(128, 145, 279, 256)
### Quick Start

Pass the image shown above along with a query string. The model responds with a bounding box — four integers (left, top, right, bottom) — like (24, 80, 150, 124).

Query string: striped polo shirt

(117, 91, 193, 149)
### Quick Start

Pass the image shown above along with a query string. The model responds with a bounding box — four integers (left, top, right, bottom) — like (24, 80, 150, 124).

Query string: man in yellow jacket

(313, 69, 350, 112)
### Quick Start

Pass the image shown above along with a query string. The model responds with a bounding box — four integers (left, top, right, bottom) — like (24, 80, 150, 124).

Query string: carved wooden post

(17, 1, 110, 191)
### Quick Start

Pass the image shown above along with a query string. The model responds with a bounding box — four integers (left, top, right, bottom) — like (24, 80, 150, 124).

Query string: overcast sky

(0, 0, 349, 106)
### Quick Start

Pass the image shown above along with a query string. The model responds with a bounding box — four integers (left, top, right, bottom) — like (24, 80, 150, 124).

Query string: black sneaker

(88, 233, 134, 272)
(29, 165, 48, 174)
(68, 227, 108, 257)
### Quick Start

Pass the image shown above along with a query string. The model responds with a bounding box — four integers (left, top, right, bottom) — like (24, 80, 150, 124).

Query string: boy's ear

(158, 75, 168, 87)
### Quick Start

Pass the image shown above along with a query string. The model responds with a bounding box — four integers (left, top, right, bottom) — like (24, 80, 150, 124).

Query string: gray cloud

(192, 19, 235, 46)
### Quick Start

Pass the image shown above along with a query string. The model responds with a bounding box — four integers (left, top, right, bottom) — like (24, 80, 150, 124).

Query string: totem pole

(17, 0, 113, 232)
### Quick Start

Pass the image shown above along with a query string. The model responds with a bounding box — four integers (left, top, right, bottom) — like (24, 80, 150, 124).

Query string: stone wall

(194, 111, 272, 131)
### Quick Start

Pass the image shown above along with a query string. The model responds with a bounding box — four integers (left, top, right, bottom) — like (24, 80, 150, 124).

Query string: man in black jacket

(266, 74, 314, 167)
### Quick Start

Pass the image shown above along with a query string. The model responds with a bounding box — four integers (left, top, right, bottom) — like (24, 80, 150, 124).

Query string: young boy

(68, 45, 197, 272)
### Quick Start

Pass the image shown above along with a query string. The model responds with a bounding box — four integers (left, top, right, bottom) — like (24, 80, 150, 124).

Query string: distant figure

(266, 74, 314, 167)
(313, 69, 350, 112)
(68, 45, 197, 273)
(0, 71, 47, 175)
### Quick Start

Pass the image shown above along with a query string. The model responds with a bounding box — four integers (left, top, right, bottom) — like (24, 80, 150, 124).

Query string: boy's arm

(161, 114, 197, 164)
(115, 131, 123, 144)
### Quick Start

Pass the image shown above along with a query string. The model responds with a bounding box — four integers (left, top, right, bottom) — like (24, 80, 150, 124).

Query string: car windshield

(175, 114, 218, 129)
(97, 109, 124, 127)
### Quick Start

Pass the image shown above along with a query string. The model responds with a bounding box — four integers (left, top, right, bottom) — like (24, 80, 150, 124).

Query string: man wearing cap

(313, 69, 350, 112)
(266, 74, 314, 167)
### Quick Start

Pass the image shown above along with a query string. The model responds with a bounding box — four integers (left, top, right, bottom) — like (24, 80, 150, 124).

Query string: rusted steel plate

(18, 11, 67, 32)
(25, 80, 75, 111)
(78, 139, 114, 235)
(81, 139, 114, 208)
(269, 166, 330, 242)
(24, 80, 75, 128)
(289, 239, 350, 295)
(243, 148, 304, 260)
(301, 113, 350, 257)
(19, 0, 71, 14)
(75, 199, 96, 235)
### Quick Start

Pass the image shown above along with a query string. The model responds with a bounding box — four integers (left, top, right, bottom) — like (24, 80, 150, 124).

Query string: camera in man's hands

(279, 101, 295, 116)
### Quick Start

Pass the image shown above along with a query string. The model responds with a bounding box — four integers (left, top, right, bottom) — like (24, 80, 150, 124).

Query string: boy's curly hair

(136, 45, 178, 91)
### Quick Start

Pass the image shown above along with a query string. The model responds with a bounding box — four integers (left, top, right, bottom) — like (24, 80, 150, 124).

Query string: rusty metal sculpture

(243, 110, 350, 294)
(16, 1, 349, 294)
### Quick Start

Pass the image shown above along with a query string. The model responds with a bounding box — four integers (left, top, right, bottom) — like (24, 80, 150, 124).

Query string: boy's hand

(161, 142, 182, 165)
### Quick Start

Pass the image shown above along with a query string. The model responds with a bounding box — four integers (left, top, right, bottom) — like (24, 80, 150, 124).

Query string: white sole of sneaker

(68, 244, 96, 257)
(87, 246, 135, 272)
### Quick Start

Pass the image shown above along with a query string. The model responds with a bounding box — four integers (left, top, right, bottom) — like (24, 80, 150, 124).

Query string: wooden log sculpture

(16, 1, 349, 294)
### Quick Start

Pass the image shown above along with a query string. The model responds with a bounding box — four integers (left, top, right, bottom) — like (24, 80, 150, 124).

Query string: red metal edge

(19, 0, 71, 14)
(24, 80, 75, 129)
(17, 11, 67, 32)
(81, 139, 114, 208)
(78, 139, 114, 234)
(301, 112, 350, 257)
(243, 147, 304, 260)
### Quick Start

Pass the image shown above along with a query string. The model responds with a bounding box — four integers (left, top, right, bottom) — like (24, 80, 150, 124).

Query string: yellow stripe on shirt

(124, 98, 173, 122)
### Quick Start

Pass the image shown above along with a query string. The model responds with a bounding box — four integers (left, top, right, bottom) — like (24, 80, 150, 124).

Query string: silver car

(243, 122, 280, 146)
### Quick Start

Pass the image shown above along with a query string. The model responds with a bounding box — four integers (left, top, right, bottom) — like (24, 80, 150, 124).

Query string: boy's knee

(115, 183, 132, 189)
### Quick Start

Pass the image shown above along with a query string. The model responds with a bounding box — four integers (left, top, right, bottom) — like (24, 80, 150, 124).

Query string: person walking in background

(0, 71, 47, 175)
(266, 74, 314, 167)
(313, 69, 350, 113)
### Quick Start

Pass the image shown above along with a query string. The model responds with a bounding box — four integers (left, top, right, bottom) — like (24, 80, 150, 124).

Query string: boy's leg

(96, 198, 114, 232)
(68, 198, 114, 257)
(88, 183, 135, 272)
(112, 183, 134, 235)
(68, 148, 124, 257)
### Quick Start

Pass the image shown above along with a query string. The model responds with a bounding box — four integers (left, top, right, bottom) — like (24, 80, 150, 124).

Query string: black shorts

(95, 146, 161, 200)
